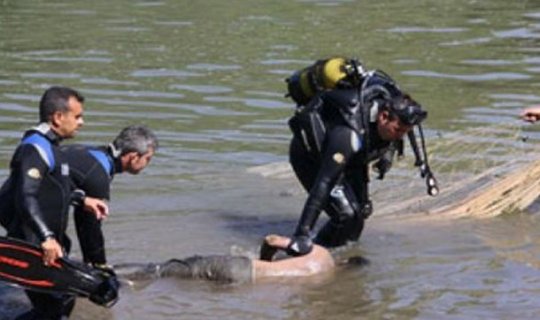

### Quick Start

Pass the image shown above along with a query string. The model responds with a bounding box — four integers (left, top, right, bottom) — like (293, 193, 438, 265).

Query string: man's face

(124, 148, 154, 174)
(51, 96, 84, 139)
(377, 111, 413, 141)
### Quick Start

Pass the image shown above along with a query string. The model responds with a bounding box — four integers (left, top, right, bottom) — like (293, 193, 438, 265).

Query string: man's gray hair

(112, 125, 158, 156)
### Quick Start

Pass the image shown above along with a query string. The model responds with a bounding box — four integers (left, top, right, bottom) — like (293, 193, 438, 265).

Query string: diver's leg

(74, 207, 106, 265)
(315, 182, 365, 247)
(21, 291, 75, 320)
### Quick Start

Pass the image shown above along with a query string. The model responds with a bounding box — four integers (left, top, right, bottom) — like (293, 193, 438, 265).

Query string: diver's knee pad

(328, 185, 355, 219)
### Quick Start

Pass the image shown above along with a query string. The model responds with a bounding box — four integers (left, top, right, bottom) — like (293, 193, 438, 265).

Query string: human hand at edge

(84, 197, 109, 220)
(520, 106, 540, 123)
(41, 237, 63, 266)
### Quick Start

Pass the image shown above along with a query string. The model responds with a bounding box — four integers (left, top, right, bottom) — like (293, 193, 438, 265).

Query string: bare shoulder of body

(252, 235, 335, 280)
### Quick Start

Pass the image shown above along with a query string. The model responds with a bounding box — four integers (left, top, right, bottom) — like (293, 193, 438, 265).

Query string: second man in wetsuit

(61, 125, 158, 270)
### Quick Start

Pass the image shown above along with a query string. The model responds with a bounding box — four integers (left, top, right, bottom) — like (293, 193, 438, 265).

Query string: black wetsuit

(117, 255, 253, 283)
(59, 145, 118, 266)
(289, 88, 391, 248)
(0, 124, 75, 320)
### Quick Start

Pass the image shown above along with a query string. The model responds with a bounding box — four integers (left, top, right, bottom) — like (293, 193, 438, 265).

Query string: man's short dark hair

(39, 86, 84, 123)
(113, 125, 159, 156)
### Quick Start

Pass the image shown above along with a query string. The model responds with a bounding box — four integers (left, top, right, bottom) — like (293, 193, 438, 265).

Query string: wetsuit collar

(30, 123, 63, 144)
(369, 102, 379, 123)
(366, 103, 388, 149)
(107, 143, 123, 174)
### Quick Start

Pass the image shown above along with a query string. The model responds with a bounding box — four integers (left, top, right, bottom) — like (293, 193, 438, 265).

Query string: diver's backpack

(288, 95, 327, 156)
(286, 57, 367, 157)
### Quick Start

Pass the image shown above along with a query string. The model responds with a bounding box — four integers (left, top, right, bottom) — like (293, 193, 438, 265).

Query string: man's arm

(289, 126, 360, 255)
(14, 145, 63, 265)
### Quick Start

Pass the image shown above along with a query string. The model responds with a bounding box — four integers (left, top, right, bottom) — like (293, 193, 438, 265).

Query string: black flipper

(0, 236, 119, 307)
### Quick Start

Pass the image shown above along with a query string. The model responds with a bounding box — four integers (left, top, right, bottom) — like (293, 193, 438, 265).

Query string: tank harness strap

(88, 150, 113, 177)
(21, 133, 55, 172)
(357, 89, 373, 218)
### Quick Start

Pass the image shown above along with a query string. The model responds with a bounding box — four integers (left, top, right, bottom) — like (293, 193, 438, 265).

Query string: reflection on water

(2, 0, 540, 318)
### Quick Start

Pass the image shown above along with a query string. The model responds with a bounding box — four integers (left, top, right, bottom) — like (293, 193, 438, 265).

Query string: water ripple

(489, 93, 540, 102)
(0, 103, 34, 113)
(0, 80, 19, 86)
(461, 59, 518, 66)
(438, 37, 492, 46)
(131, 69, 204, 78)
(80, 88, 185, 99)
(204, 96, 289, 109)
(402, 70, 531, 81)
(91, 98, 253, 116)
(388, 27, 467, 33)
(20, 73, 81, 79)
(81, 78, 140, 86)
(153, 21, 193, 27)
(493, 28, 540, 39)
(170, 84, 233, 94)
(186, 64, 242, 71)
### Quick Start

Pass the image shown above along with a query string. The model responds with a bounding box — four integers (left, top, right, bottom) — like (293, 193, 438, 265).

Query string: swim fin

(0, 236, 119, 307)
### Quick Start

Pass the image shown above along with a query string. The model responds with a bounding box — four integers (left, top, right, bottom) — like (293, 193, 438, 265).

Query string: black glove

(360, 200, 373, 219)
(372, 157, 391, 180)
(286, 235, 313, 257)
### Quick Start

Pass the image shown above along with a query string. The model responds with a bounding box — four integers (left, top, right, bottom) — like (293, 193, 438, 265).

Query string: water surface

(2, 0, 540, 319)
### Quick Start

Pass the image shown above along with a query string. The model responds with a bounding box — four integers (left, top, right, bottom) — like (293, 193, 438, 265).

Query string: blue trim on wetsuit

(21, 133, 55, 171)
(88, 149, 113, 177)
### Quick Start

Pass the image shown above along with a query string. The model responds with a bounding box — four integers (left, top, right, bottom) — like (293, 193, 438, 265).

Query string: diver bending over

(116, 235, 336, 283)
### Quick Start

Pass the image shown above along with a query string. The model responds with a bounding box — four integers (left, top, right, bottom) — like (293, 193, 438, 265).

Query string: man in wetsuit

(287, 70, 428, 256)
(61, 125, 158, 270)
(116, 235, 336, 284)
(0, 86, 109, 320)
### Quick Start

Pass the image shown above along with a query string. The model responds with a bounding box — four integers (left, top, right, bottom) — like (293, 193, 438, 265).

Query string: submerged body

(116, 235, 335, 284)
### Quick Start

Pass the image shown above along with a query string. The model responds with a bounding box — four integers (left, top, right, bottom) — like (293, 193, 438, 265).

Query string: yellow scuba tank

(321, 57, 348, 88)
(286, 57, 363, 106)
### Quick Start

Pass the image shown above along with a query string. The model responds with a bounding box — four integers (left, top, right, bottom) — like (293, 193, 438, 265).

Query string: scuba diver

(61, 125, 158, 271)
(284, 57, 438, 256)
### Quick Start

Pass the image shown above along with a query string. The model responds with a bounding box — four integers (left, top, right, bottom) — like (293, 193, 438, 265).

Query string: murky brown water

(2, 0, 540, 319)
